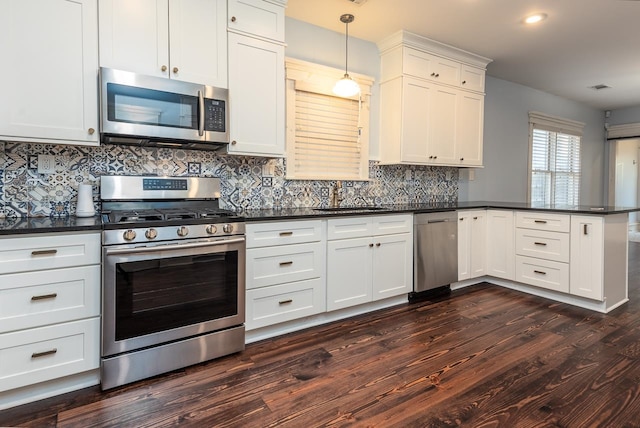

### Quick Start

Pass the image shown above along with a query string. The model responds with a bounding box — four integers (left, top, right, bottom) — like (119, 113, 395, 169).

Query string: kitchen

(2, 0, 640, 425)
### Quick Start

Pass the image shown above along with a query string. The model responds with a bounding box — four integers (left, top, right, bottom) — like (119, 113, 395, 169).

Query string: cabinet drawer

(460, 64, 485, 92)
(0, 232, 100, 274)
(0, 266, 100, 333)
(327, 217, 374, 240)
(515, 229, 570, 263)
(227, 0, 285, 42)
(402, 47, 460, 86)
(0, 318, 100, 392)
(373, 214, 413, 235)
(246, 220, 323, 248)
(515, 255, 569, 293)
(515, 211, 570, 233)
(246, 278, 326, 330)
(246, 242, 324, 289)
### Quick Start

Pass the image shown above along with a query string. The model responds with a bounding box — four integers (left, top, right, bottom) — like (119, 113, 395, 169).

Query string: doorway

(608, 138, 640, 239)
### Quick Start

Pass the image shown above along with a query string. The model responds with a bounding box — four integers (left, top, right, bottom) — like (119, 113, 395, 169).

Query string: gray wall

(609, 106, 640, 126)
(285, 18, 382, 158)
(457, 77, 606, 205)
(286, 17, 609, 206)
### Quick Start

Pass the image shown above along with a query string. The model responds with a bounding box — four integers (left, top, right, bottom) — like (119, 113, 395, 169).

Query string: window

(528, 112, 584, 206)
(285, 58, 374, 180)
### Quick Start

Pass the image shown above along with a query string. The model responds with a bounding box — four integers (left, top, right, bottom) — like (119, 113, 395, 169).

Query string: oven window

(114, 251, 238, 340)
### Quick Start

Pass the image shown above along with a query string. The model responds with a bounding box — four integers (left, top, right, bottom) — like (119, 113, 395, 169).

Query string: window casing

(528, 112, 584, 206)
(285, 58, 374, 180)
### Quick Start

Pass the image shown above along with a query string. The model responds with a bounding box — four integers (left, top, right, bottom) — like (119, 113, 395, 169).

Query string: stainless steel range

(100, 175, 245, 390)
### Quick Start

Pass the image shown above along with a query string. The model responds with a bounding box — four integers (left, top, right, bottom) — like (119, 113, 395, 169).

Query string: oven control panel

(104, 222, 246, 246)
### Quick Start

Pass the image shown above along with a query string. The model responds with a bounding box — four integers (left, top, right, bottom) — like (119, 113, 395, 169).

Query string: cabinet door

(570, 216, 604, 300)
(460, 65, 485, 92)
(428, 85, 457, 164)
(456, 92, 484, 166)
(469, 211, 487, 278)
(457, 212, 471, 280)
(228, 33, 285, 156)
(227, 0, 285, 42)
(168, 0, 227, 87)
(486, 210, 514, 280)
(0, 0, 99, 145)
(327, 237, 372, 311)
(400, 78, 432, 163)
(99, 0, 170, 78)
(373, 233, 412, 299)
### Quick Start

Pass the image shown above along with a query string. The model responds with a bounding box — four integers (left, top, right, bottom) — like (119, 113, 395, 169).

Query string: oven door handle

(105, 237, 245, 255)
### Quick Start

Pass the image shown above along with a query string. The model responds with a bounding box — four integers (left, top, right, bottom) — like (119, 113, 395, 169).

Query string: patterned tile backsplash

(0, 141, 458, 218)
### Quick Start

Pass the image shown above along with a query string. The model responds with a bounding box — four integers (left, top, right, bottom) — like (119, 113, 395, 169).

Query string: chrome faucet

(330, 180, 343, 208)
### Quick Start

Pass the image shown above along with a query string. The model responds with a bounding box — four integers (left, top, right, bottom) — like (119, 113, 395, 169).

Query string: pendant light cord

(344, 20, 349, 75)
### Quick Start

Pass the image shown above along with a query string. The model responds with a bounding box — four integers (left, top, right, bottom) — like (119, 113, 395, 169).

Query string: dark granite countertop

(241, 201, 640, 221)
(1, 201, 638, 235)
(0, 216, 102, 236)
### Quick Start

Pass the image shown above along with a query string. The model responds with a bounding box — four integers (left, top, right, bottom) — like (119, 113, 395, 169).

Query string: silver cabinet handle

(31, 249, 57, 256)
(31, 293, 58, 301)
(32, 349, 57, 359)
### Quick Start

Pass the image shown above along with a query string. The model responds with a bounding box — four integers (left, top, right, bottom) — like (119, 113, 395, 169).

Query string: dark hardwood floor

(3, 243, 640, 427)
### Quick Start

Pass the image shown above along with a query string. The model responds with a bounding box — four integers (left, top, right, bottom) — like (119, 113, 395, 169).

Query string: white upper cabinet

(226, 0, 286, 157)
(99, 0, 228, 88)
(0, 0, 99, 146)
(378, 30, 492, 167)
(227, 0, 286, 42)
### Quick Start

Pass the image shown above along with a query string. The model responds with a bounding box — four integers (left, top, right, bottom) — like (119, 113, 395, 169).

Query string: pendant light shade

(333, 14, 360, 97)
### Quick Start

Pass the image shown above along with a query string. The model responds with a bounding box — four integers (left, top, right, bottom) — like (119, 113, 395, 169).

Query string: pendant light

(333, 14, 361, 98)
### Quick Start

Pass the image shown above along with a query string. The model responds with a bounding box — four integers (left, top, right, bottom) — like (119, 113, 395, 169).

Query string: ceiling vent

(347, 0, 368, 4)
(589, 84, 611, 90)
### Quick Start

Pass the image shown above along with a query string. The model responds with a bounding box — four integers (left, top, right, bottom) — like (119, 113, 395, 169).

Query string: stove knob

(206, 225, 218, 235)
(145, 228, 158, 240)
(123, 229, 137, 241)
(177, 226, 189, 237)
(223, 224, 234, 234)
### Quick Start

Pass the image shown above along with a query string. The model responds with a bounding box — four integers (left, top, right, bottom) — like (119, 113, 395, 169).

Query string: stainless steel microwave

(99, 67, 229, 151)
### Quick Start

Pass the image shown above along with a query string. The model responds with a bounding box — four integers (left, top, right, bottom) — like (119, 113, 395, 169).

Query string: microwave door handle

(198, 90, 205, 137)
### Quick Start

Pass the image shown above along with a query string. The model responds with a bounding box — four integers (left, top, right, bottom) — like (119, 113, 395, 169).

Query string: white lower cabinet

(485, 210, 515, 280)
(458, 210, 486, 281)
(0, 232, 100, 397)
(570, 215, 604, 300)
(327, 215, 413, 311)
(245, 220, 326, 330)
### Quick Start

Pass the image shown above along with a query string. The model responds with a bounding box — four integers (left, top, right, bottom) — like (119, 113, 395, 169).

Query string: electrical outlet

(262, 162, 275, 177)
(37, 155, 56, 174)
(405, 169, 412, 181)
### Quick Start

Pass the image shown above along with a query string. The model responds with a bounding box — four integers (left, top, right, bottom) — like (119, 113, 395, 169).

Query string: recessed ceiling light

(524, 13, 547, 24)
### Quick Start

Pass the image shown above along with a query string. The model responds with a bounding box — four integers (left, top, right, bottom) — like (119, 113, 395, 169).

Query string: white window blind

(528, 112, 584, 205)
(285, 58, 373, 181)
(292, 90, 362, 180)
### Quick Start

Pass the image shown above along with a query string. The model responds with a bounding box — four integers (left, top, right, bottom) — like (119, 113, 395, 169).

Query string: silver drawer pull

(31, 249, 58, 256)
(279, 261, 293, 267)
(32, 348, 57, 359)
(534, 220, 547, 224)
(279, 299, 293, 305)
(31, 293, 58, 301)
(533, 270, 547, 275)
(279, 231, 293, 236)
(534, 242, 547, 246)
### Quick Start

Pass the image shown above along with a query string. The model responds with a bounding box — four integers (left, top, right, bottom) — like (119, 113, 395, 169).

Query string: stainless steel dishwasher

(413, 211, 458, 296)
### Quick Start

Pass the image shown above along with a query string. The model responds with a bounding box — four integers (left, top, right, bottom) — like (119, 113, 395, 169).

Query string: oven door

(102, 236, 245, 357)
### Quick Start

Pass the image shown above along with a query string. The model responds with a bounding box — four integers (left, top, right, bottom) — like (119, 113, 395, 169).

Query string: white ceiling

(285, 0, 640, 111)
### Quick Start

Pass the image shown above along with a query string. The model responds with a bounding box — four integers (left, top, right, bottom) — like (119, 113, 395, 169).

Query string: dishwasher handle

(427, 218, 452, 224)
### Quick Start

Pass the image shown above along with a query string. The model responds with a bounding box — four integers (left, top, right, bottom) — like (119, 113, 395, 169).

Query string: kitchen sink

(314, 206, 387, 212)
